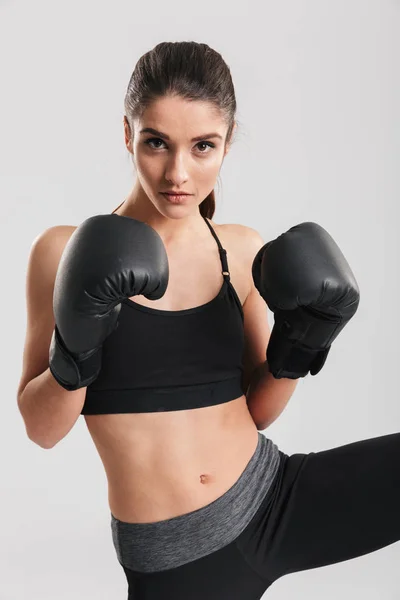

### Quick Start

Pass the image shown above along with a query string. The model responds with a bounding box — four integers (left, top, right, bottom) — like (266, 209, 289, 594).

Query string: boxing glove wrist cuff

(266, 324, 331, 379)
(49, 326, 102, 391)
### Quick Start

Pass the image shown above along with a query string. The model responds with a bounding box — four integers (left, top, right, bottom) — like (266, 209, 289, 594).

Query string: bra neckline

(122, 278, 228, 316)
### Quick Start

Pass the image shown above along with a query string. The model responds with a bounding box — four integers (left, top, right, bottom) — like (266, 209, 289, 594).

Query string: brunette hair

(122, 41, 237, 219)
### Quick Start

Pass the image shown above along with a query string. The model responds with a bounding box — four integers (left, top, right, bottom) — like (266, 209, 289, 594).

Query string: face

(124, 95, 234, 217)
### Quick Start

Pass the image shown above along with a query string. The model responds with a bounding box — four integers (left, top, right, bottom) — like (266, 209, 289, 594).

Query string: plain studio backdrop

(1, 0, 399, 598)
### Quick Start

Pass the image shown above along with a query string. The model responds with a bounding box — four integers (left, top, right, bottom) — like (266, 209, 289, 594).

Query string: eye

(196, 141, 215, 153)
(143, 137, 215, 154)
(144, 137, 166, 150)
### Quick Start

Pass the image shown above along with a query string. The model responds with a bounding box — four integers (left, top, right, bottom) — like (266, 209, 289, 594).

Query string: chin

(154, 198, 201, 219)
(160, 207, 196, 220)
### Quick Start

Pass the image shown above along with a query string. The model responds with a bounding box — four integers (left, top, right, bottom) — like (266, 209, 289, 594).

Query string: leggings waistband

(111, 432, 281, 573)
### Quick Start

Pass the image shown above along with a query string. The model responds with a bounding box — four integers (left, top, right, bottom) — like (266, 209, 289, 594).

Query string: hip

(111, 431, 281, 575)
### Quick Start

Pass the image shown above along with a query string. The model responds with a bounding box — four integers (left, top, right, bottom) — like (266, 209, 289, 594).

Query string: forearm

(18, 367, 86, 449)
(246, 362, 299, 430)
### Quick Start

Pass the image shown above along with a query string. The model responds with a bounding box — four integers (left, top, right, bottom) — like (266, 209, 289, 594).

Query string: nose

(164, 153, 189, 188)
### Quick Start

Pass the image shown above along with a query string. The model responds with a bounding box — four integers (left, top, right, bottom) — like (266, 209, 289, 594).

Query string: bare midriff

(84, 395, 259, 523)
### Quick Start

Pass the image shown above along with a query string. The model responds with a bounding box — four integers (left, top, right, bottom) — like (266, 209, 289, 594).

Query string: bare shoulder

(31, 224, 76, 250)
(28, 224, 77, 288)
(208, 221, 266, 305)
(211, 221, 265, 261)
(28, 224, 78, 306)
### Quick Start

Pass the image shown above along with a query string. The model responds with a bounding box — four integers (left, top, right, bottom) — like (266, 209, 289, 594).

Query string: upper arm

(16, 226, 75, 403)
(239, 227, 271, 393)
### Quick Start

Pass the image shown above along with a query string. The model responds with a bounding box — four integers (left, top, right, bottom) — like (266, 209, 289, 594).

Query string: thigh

(236, 433, 400, 585)
(120, 541, 269, 600)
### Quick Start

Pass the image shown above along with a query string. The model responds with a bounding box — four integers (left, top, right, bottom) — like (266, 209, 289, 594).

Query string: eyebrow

(139, 127, 223, 142)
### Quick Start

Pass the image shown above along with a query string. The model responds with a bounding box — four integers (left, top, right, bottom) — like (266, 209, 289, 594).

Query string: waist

(111, 432, 282, 573)
(82, 374, 244, 415)
(83, 395, 257, 522)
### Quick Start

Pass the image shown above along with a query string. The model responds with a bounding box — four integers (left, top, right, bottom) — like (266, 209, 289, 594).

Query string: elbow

(32, 439, 55, 450)
(18, 406, 52, 449)
(22, 416, 57, 449)
(17, 392, 61, 450)
(26, 427, 56, 450)
(254, 419, 270, 432)
(34, 437, 56, 450)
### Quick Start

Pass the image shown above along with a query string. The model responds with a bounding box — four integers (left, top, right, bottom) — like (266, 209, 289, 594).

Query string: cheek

(134, 153, 162, 179)
(196, 159, 222, 183)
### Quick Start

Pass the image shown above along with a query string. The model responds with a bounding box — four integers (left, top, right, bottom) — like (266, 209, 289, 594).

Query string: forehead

(139, 96, 225, 131)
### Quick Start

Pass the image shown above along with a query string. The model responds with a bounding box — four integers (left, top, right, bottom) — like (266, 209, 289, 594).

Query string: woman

(17, 41, 400, 599)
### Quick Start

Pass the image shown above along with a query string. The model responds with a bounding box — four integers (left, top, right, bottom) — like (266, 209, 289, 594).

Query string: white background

(1, 0, 399, 597)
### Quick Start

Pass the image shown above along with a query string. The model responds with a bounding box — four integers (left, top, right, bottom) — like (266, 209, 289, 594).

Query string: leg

(236, 432, 400, 585)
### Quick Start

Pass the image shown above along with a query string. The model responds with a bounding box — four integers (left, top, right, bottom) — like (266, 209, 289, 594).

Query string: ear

(124, 116, 133, 154)
(224, 122, 237, 156)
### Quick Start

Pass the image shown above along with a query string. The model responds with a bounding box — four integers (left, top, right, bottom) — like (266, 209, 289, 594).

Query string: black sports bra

(81, 216, 245, 414)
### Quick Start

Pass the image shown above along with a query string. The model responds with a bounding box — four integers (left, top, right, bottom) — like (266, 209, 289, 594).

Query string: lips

(161, 192, 191, 203)
(163, 192, 190, 196)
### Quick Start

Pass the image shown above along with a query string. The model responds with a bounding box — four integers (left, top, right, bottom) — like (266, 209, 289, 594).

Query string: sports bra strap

(202, 216, 231, 281)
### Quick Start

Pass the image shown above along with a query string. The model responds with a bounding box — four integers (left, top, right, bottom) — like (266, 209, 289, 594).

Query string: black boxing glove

(252, 222, 360, 379)
(49, 214, 169, 390)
